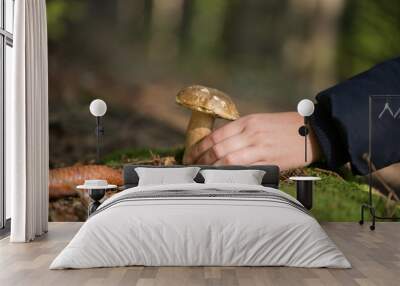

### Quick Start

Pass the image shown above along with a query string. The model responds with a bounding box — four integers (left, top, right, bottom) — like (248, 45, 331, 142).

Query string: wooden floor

(0, 222, 399, 286)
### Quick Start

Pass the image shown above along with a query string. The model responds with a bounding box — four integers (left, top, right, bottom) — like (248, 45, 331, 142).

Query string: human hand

(184, 112, 321, 170)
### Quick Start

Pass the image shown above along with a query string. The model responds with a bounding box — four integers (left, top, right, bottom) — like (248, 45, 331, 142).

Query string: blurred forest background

(47, 0, 400, 167)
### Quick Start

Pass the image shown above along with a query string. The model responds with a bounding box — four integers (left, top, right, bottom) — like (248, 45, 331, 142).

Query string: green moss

(103, 148, 400, 222)
(103, 147, 184, 168)
(281, 169, 400, 222)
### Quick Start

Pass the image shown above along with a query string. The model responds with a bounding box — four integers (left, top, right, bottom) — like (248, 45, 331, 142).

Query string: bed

(50, 165, 350, 269)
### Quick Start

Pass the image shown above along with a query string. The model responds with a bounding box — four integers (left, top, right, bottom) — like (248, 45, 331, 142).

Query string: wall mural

(46, 0, 400, 222)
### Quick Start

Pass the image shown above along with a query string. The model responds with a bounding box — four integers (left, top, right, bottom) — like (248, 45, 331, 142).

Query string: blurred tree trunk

(178, 0, 195, 56)
(117, 0, 136, 28)
(115, 0, 152, 46)
(148, 0, 184, 62)
(283, 0, 345, 94)
(338, 1, 400, 79)
(87, 0, 115, 26)
(183, 0, 228, 61)
(223, 1, 288, 61)
(309, 0, 345, 92)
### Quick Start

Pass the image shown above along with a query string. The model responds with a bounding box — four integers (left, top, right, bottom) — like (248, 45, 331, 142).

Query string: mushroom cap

(176, 85, 240, 120)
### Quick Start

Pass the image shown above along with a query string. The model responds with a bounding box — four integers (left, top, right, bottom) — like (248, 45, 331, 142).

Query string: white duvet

(50, 183, 351, 269)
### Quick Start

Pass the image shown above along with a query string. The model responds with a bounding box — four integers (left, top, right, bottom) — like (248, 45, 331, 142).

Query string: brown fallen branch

(362, 153, 400, 202)
(49, 156, 177, 200)
(49, 165, 123, 199)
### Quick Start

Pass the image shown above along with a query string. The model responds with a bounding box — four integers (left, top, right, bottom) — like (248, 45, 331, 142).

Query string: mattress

(50, 183, 351, 269)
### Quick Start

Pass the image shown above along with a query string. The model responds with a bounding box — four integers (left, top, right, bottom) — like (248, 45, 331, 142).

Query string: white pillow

(135, 167, 200, 186)
(200, 169, 266, 185)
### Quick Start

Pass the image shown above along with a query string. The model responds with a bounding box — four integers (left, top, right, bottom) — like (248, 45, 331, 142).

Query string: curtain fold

(8, 0, 49, 242)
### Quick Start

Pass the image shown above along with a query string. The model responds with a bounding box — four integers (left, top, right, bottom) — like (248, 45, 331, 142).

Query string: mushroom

(176, 85, 240, 164)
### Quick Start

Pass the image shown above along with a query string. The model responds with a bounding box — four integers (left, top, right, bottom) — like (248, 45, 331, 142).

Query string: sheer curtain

(7, 0, 49, 242)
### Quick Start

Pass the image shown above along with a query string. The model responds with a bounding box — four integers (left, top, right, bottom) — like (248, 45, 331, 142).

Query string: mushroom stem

(183, 110, 215, 164)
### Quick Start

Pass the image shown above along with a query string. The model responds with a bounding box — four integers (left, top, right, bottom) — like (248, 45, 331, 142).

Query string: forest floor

(49, 147, 400, 222)
(104, 148, 400, 222)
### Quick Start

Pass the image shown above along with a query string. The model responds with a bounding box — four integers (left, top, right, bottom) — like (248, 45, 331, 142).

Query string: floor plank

(0, 222, 399, 286)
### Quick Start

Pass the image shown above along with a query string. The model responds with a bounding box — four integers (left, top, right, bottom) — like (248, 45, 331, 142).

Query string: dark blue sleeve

(309, 57, 400, 175)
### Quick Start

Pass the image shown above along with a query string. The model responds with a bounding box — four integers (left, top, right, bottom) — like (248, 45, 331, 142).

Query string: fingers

(251, 158, 303, 171)
(214, 145, 272, 166)
(251, 161, 273, 166)
(186, 119, 245, 163)
(195, 132, 251, 165)
(250, 160, 281, 167)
